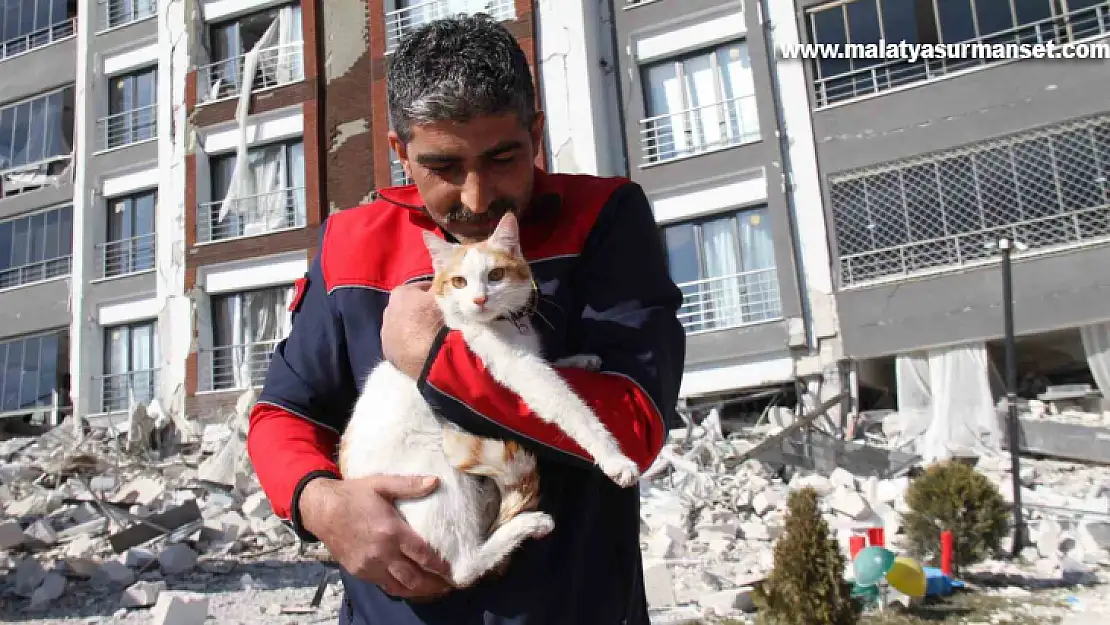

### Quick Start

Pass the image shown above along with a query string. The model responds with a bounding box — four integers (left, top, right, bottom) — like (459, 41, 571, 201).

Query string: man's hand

(382, 282, 444, 379)
(299, 475, 455, 600)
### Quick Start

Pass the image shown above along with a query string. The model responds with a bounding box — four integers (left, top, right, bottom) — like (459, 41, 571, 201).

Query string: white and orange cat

(337, 211, 640, 589)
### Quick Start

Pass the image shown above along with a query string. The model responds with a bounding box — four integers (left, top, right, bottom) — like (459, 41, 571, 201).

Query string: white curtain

(701, 219, 742, 329)
(737, 209, 777, 321)
(683, 54, 722, 153)
(716, 42, 759, 143)
(271, 7, 302, 85)
(893, 342, 1004, 463)
(1080, 322, 1110, 399)
(224, 287, 294, 389)
(644, 62, 686, 160)
(239, 145, 288, 237)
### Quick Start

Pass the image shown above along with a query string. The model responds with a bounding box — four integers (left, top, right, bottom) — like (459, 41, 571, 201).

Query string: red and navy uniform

(247, 168, 686, 625)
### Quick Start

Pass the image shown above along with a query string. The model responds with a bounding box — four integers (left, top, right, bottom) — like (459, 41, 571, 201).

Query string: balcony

(385, 0, 516, 53)
(96, 105, 158, 152)
(391, 156, 412, 186)
(195, 42, 304, 105)
(676, 268, 782, 335)
(0, 18, 76, 62)
(97, 0, 157, 33)
(199, 339, 280, 392)
(95, 233, 156, 279)
(639, 94, 760, 166)
(0, 257, 71, 291)
(197, 186, 307, 243)
(92, 369, 159, 414)
(813, 3, 1110, 108)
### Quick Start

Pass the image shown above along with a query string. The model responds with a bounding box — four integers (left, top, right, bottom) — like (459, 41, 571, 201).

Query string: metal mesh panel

(831, 115, 1110, 287)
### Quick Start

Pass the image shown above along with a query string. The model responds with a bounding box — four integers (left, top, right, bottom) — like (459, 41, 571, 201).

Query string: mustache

(444, 198, 517, 225)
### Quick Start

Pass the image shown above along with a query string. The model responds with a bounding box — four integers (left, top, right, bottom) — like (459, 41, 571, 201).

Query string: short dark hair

(387, 14, 537, 143)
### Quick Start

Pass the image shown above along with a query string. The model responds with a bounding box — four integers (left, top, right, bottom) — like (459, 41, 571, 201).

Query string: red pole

(941, 530, 954, 577)
(867, 526, 885, 548)
(850, 535, 866, 558)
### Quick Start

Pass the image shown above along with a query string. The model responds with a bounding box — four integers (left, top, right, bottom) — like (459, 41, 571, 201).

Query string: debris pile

(0, 390, 322, 622)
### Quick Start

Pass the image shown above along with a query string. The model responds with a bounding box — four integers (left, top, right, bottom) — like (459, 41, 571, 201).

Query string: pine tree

(752, 487, 861, 625)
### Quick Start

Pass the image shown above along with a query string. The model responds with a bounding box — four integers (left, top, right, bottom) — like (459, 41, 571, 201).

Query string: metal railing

(831, 114, 1110, 287)
(640, 94, 760, 165)
(675, 268, 782, 334)
(96, 233, 156, 279)
(0, 18, 76, 62)
(197, 186, 307, 243)
(92, 369, 159, 414)
(199, 339, 281, 392)
(97, 0, 157, 32)
(195, 42, 304, 104)
(385, 0, 516, 52)
(814, 3, 1110, 107)
(0, 257, 71, 290)
(96, 104, 157, 151)
(390, 156, 413, 186)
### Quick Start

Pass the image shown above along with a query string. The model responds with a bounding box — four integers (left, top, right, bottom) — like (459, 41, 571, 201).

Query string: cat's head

(423, 212, 534, 325)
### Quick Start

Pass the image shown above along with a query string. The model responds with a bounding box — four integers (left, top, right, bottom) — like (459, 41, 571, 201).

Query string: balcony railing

(199, 339, 281, 392)
(97, 0, 157, 33)
(0, 257, 71, 291)
(96, 233, 156, 279)
(385, 0, 516, 52)
(195, 42, 304, 104)
(676, 268, 782, 335)
(0, 18, 76, 62)
(197, 186, 306, 244)
(814, 3, 1110, 107)
(92, 369, 159, 414)
(96, 105, 158, 152)
(391, 156, 413, 186)
(640, 94, 760, 165)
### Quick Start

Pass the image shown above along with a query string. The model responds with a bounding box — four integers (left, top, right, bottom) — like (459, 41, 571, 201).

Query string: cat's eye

(451, 276, 467, 289)
(488, 268, 506, 282)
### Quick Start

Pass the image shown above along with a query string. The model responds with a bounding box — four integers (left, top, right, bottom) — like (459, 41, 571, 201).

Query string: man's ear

(422, 231, 455, 272)
(388, 130, 409, 175)
(529, 111, 546, 160)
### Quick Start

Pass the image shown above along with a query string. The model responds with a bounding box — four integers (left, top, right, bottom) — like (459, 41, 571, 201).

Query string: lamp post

(994, 237, 1028, 557)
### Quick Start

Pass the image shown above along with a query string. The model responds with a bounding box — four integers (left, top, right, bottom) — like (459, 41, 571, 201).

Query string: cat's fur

(336, 212, 641, 589)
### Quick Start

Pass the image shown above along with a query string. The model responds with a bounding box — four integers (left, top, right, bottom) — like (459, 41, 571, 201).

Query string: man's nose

(460, 171, 491, 213)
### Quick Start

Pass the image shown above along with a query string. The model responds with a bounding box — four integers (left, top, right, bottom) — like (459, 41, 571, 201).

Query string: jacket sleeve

(247, 237, 359, 539)
(416, 182, 686, 474)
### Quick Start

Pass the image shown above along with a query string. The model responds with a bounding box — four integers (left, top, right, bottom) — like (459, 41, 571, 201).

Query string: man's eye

(488, 268, 505, 281)
(451, 276, 467, 289)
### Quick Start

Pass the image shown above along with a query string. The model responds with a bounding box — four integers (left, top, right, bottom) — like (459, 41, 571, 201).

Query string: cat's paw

(521, 512, 555, 539)
(554, 353, 602, 371)
(597, 454, 641, 488)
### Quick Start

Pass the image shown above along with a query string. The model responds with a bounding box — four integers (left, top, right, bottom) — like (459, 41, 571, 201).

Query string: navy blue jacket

(247, 168, 686, 624)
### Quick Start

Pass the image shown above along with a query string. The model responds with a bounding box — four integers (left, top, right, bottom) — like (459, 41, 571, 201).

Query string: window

(101, 0, 157, 31)
(0, 87, 75, 177)
(807, 0, 1110, 106)
(202, 138, 306, 242)
(0, 205, 72, 289)
(198, 4, 303, 102)
(101, 320, 157, 412)
(640, 40, 759, 163)
(661, 206, 782, 333)
(208, 285, 293, 390)
(385, 1, 516, 51)
(101, 66, 157, 150)
(0, 331, 62, 415)
(0, 0, 76, 61)
(830, 115, 1110, 286)
(101, 190, 156, 278)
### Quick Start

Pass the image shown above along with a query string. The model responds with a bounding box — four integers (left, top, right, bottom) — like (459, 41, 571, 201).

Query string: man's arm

(416, 182, 686, 473)
(247, 239, 359, 539)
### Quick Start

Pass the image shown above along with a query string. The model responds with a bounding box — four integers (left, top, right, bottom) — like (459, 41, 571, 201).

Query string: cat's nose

(473, 295, 488, 307)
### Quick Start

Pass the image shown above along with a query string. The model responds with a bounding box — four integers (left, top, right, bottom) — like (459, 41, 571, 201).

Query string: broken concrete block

(1037, 519, 1062, 559)
(150, 592, 210, 625)
(28, 571, 66, 610)
(752, 490, 782, 517)
(242, 491, 272, 520)
(120, 546, 157, 568)
(120, 580, 167, 608)
(829, 490, 871, 520)
(829, 468, 856, 491)
(89, 474, 118, 493)
(642, 559, 676, 609)
(790, 474, 834, 496)
(700, 587, 756, 615)
(98, 560, 137, 586)
(0, 518, 25, 549)
(875, 478, 909, 505)
(158, 543, 197, 575)
(14, 556, 47, 595)
(24, 519, 57, 545)
(65, 534, 101, 560)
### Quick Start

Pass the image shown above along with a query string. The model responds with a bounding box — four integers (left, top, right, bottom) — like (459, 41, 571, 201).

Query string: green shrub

(752, 487, 861, 625)
(903, 460, 1011, 575)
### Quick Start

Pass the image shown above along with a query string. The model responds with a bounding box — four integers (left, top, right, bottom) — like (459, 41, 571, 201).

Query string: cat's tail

(442, 425, 542, 531)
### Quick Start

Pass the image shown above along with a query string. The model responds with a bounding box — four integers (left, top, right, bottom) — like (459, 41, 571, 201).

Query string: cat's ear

(486, 212, 521, 256)
(422, 230, 455, 271)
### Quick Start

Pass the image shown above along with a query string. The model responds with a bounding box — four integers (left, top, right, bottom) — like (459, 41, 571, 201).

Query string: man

(247, 14, 686, 625)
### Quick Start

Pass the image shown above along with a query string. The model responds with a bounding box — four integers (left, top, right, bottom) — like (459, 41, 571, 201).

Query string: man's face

(389, 112, 544, 243)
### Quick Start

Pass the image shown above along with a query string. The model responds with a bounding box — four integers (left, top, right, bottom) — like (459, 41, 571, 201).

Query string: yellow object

(886, 556, 927, 597)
